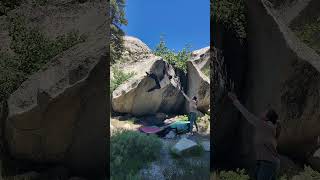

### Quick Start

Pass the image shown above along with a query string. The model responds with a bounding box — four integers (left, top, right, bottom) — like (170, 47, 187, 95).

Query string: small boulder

(164, 130, 176, 139)
(201, 141, 210, 152)
(171, 138, 198, 156)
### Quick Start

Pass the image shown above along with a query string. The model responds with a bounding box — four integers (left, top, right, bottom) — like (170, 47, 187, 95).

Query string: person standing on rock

(228, 92, 280, 180)
(180, 88, 199, 134)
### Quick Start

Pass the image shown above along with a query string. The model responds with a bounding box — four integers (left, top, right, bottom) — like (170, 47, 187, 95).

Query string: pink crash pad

(139, 126, 162, 134)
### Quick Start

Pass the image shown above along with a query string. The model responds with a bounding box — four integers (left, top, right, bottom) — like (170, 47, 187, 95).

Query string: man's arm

(181, 90, 191, 102)
(228, 92, 261, 126)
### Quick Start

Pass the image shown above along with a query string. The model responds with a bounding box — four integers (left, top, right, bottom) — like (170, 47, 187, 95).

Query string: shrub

(198, 114, 210, 131)
(293, 21, 320, 54)
(0, 0, 22, 15)
(202, 65, 210, 77)
(110, 67, 136, 93)
(0, 14, 86, 101)
(212, 0, 247, 41)
(110, 130, 162, 180)
(163, 158, 209, 180)
(110, 0, 127, 63)
(154, 37, 192, 73)
(8, 15, 85, 75)
(291, 166, 320, 180)
(215, 169, 250, 180)
(0, 52, 23, 101)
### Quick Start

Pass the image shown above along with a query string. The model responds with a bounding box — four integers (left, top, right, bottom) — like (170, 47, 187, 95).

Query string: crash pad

(170, 120, 190, 133)
(139, 126, 163, 134)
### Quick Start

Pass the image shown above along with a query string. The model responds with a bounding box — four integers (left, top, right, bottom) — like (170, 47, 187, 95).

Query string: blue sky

(122, 0, 210, 52)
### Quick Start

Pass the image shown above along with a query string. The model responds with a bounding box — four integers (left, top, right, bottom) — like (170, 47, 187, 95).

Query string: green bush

(291, 166, 320, 180)
(110, 0, 127, 63)
(154, 37, 192, 73)
(294, 21, 320, 54)
(198, 114, 210, 131)
(110, 130, 162, 180)
(0, 15, 86, 101)
(202, 65, 210, 77)
(110, 67, 136, 93)
(0, 0, 22, 15)
(0, 52, 23, 101)
(215, 169, 250, 180)
(9, 15, 86, 75)
(212, 0, 247, 41)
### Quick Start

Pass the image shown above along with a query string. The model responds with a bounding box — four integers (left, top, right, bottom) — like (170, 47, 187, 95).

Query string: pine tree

(110, 0, 128, 63)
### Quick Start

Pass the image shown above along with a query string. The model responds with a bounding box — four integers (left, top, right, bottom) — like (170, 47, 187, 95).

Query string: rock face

(120, 36, 154, 63)
(112, 57, 185, 116)
(4, 22, 107, 178)
(186, 48, 210, 113)
(242, 0, 320, 165)
(191, 47, 210, 70)
(212, 42, 248, 168)
(213, 0, 320, 170)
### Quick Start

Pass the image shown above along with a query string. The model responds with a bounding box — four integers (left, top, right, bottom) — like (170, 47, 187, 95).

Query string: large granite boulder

(112, 57, 185, 116)
(0, 0, 107, 177)
(4, 34, 107, 176)
(186, 47, 210, 113)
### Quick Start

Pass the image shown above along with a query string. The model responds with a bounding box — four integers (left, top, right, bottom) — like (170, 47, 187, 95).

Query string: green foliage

(163, 158, 209, 180)
(279, 174, 289, 180)
(198, 114, 210, 131)
(175, 115, 189, 121)
(110, 130, 162, 180)
(294, 21, 320, 54)
(110, 67, 136, 93)
(202, 65, 210, 77)
(0, 52, 23, 101)
(213, 0, 247, 41)
(9, 15, 85, 75)
(0, 15, 85, 101)
(0, 0, 22, 15)
(110, 0, 128, 63)
(291, 166, 320, 180)
(216, 169, 250, 180)
(31, 0, 48, 6)
(154, 37, 192, 73)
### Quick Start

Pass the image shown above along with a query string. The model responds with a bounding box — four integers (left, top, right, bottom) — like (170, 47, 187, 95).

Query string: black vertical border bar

(106, 0, 111, 179)
(210, 0, 215, 173)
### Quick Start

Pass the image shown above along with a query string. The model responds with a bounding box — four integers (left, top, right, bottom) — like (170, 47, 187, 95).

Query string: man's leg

(189, 113, 194, 132)
(194, 114, 199, 132)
